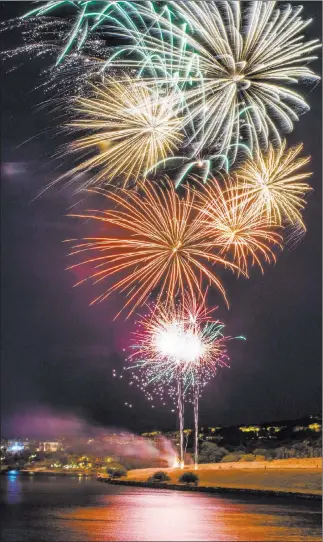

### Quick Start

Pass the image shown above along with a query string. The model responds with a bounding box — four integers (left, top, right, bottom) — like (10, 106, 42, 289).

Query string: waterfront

(0, 475, 321, 541)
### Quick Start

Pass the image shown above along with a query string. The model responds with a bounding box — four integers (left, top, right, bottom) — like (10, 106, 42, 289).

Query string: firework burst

(66, 78, 183, 188)
(66, 179, 240, 317)
(195, 176, 283, 276)
(127, 297, 238, 399)
(235, 141, 312, 228)
(18, 2, 321, 169)
(135, 1, 321, 159)
(127, 296, 245, 467)
(127, 296, 243, 467)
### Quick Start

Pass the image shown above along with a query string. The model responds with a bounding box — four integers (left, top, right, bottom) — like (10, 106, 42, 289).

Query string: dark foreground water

(0, 474, 321, 541)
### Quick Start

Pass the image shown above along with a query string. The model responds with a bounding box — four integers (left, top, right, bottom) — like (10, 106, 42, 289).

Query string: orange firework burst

(194, 176, 283, 276)
(235, 141, 312, 228)
(66, 179, 239, 317)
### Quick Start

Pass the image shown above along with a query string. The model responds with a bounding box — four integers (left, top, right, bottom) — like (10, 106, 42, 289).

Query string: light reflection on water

(5, 473, 23, 505)
(0, 476, 321, 541)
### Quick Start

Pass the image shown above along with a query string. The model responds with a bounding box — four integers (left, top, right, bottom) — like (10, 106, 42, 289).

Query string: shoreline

(2, 466, 321, 500)
(111, 459, 322, 500)
(10, 470, 96, 477)
(98, 477, 321, 501)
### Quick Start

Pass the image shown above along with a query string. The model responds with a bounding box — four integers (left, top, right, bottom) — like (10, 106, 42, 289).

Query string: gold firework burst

(235, 141, 312, 228)
(194, 176, 283, 276)
(67, 78, 183, 188)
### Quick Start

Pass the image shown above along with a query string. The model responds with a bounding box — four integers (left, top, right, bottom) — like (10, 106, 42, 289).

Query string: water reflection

(5, 473, 22, 505)
(1, 477, 321, 542)
(62, 488, 321, 542)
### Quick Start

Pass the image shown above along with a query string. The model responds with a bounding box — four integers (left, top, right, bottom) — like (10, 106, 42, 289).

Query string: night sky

(1, 2, 322, 436)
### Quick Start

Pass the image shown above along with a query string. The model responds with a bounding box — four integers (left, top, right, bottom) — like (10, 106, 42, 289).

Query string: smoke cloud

(4, 406, 180, 468)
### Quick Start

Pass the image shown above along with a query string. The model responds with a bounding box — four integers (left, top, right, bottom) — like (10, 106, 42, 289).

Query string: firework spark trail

(1, 14, 107, 97)
(193, 382, 199, 469)
(144, 142, 254, 188)
(193, 175, 283, 277)
(20, 1, 200, 101)
(3, 2, 169, 107)
(235, 141, 312, 228)
(20, 1, 151, 64)
(66, 179, 241, 317)
(177, 378, 184, 467)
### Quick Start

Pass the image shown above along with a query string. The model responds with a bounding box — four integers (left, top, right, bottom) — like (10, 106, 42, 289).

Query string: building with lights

(37, 441, 61, 452)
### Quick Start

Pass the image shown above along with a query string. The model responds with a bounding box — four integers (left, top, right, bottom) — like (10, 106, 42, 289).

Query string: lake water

(0, 474, 321, 541)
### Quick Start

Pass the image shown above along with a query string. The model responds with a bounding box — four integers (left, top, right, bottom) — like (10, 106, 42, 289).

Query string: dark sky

(1, 2, 322, 436)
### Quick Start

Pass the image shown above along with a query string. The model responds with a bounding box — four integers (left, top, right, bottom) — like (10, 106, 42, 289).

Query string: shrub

(221, 453, 241, 463)
(239, 454, 256, 462)
(254, 455, 266, 462)
(179, 472, 199, 485)
(106, 467, 127, 478)
(254, 448, 275, 460)
(275, 447, 293, 460)
(199, 442, 229, 464)
(148, 471, 171, 483)
(253, 448, 268, 457)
